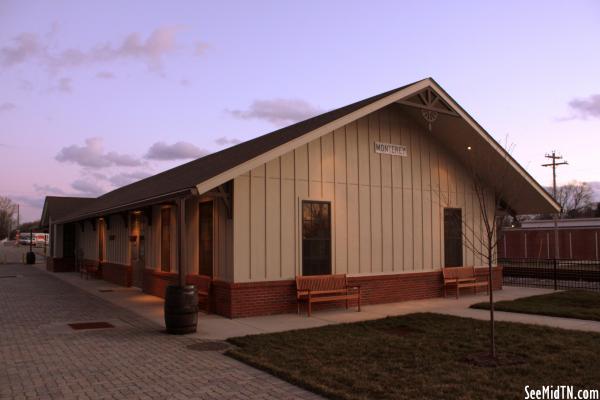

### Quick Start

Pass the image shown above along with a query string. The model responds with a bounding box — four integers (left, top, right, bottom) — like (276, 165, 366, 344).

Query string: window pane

(302, 201, 331, 276)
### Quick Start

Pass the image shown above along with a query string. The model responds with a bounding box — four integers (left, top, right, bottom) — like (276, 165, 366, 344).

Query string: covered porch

(44, 183, 234, 316)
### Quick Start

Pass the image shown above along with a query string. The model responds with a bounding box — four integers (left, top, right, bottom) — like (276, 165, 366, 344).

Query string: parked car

(17, 233, 49, 247)
(18, 233, 32, 245)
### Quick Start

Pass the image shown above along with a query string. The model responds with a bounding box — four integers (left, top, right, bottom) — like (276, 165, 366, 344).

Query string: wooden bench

(295, 274, 361, 317)
(194, 275, 212, 313)
(442, 266, 488, 299)
(77, 248, 100, 280)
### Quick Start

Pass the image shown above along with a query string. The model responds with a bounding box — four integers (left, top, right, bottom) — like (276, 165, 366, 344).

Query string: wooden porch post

(177, 197, 186, 287)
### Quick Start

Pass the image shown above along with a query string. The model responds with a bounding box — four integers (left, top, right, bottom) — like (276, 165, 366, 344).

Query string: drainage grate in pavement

(68, 322, 115, 330)
(187, 341, 230, 352)
(98, 289, 114, 292)
(0, 275, 18, 278)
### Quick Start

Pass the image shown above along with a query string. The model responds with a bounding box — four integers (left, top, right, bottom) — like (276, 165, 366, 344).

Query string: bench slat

(442, 266, 489, 299)
(296, 274, 361, 316)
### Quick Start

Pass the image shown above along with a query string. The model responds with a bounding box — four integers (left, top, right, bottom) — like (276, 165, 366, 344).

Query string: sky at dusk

(1, 0, 599, 222)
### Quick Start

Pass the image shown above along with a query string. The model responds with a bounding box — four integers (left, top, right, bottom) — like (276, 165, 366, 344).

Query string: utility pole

(542, 151, 568, 264)
(15, 204, 20, 243)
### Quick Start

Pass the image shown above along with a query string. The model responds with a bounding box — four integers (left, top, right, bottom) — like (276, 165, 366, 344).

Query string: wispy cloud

(228, 98, 323, 125)
(56, 137, 143, 168)
(145, 141, 209, 160)
(194, 41, 210, 56)
(55, 77, 72, 93)
(1, 26, 192, 73)
(10, 194, 44, 209)
(0, 32, 41, 67)
(568, 94, 600, 120)
(71, 179, 104, 196)
(96, 71, 116, 79)
(0, 102, 16, 113)
(33, 184, 67, 196)
(215, 136, 242, 146)
(108, 171, 152, 187)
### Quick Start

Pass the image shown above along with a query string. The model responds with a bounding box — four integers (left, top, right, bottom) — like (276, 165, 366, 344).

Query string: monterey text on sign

(374, 142, 407, 157)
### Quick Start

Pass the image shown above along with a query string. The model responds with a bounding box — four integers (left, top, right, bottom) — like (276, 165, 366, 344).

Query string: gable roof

(54, 77, 559, 223)
(40, 196, 95, 227)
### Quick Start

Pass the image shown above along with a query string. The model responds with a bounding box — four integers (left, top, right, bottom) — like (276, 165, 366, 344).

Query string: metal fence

(500, 258, 600, 291)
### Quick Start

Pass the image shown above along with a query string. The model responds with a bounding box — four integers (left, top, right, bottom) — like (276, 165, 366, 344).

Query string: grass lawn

(472, 290, 600, 322)
(226, 313, 600, 400)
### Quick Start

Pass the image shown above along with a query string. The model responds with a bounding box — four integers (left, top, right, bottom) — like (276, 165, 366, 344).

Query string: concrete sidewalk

(38, 264, 600, 339)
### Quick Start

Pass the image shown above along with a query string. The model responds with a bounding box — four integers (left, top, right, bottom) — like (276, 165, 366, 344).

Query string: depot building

(40, 78, 558, 318)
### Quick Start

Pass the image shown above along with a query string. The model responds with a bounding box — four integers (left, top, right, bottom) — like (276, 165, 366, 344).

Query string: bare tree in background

(533, 182, 595, 220)
(434, 139, 518, 360)
(556, 181, 594, 218)
(0, 197, 17, 240)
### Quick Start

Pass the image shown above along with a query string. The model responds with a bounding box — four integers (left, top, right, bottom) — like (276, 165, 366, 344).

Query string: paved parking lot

(0, 242, 47, 264)
(0, 264, 322, 400)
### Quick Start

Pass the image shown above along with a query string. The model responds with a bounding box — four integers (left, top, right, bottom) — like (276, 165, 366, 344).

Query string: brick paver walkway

(0, 264, 322, 400)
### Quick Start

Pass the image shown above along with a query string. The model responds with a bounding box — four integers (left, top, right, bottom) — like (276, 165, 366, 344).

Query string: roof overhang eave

(53, 188, 197, 225)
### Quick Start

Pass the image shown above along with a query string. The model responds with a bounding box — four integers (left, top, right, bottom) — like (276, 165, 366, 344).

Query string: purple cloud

(145, 141, 209, 160)
(56, 78, 72, 93)
(194, 41, 210, 56)
(0, 33, 42, 67)
(108, 171, 152, 187)
(56, 137, 143, 168)
(228, 98, 323, 125)
(10, 194, 44, 209)
(71, 179, 104, 196)
(33, 184, 67, 196)
(0, 102, 16, 113)
(568, 95, 600, 119)
(1, 26, 190, 72)
(215, 136, 241, 146)
(96, 71, 116, 79)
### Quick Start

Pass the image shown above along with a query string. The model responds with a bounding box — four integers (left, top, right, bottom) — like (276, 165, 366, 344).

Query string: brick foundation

(142, 269, 227, 314)
(46, 257, 76, 272)
(101, 263, 132, 287)
(141, 267, 503, 318)
(142, 269, 177, 298)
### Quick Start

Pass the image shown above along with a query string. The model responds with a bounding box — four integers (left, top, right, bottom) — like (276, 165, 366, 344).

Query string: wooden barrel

(26, 252, 36, 265)
(164, 285, 198, 334)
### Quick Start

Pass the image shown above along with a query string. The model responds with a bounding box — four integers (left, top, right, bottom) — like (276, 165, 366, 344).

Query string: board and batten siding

(105, 215, 129, 265)
(233, 105, 492, 283)
(76, 220, 98, 261)
(52, 223, 64, 258)
(75, 217, 129, 264)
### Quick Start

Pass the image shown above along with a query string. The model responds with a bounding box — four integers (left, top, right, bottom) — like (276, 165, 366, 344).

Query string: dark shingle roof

(56, 80, 422, 223)
(40, 196, 95, 227)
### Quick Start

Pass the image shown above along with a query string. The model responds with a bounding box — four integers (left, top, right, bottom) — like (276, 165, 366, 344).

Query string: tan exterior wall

(106, 215, 129, 265)
(233, 105, 492, 283)
(145, 205, 177, 272)
(76, 221, 98, 260)
(52, 223, 63, 258)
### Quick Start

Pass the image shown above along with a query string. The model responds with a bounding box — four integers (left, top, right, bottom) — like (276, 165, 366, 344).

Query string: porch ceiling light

(467, 146, 472, 151)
